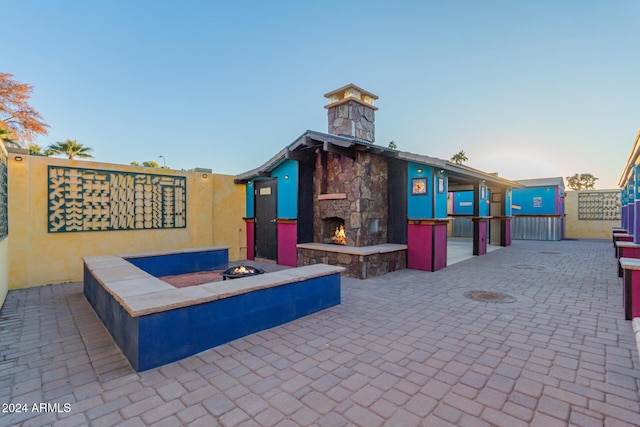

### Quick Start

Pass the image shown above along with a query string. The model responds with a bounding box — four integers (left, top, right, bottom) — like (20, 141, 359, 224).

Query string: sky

(3, 0, 639, 189)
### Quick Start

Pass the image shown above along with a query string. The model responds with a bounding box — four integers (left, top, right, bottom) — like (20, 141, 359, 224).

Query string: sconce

(202, 173, 208, 178)
(416, 168, 423, 174)
(14, 156, 23, 161)
(439, 169, 445, 174)
(284, 175, 289, 180)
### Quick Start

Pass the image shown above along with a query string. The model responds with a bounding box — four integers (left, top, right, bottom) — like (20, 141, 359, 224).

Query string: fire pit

(221, 265, 265, 280)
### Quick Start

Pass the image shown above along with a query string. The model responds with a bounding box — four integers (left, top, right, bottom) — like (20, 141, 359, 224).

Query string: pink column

(277, 220, 298, 267)
(407, 220, 448, 272)
(472, 217, 489, 255)
(245, 219, 255, 260)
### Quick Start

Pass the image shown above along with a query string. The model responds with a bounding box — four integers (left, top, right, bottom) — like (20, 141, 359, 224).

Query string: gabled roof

(516, 177, 565, 188)
(235, 130, 523, 189)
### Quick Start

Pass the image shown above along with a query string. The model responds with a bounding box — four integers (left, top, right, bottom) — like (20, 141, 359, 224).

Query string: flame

(331, 225, 346, 245)
(232, 265, 254, 275)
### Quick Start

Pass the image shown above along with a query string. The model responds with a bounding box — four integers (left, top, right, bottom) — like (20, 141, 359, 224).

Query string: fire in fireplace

(332, 225, 346, 245)
(322, 217, 347, 246)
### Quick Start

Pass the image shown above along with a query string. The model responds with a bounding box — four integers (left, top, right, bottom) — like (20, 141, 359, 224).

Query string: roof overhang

(235, 130, 523, 190)
(618, 129, 640, 187)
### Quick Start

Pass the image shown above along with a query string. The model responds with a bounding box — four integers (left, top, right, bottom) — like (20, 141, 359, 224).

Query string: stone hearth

(298, 243, 406, 279)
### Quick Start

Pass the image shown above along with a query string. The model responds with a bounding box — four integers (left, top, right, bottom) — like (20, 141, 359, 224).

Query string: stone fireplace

(296, 84, 407, 278)
(314, 151, 388, 247)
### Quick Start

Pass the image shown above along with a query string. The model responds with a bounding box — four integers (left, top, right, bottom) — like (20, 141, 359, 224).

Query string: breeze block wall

(6, 151, 245, 289)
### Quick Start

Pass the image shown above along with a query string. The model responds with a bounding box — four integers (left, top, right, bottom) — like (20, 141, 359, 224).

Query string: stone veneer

(327, 100, 375, 142)
(298, 243, 406, 279)
(314, 151, 388, 247)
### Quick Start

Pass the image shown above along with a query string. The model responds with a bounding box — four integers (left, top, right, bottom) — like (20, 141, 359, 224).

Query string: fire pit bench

(83, 249, 343, 371)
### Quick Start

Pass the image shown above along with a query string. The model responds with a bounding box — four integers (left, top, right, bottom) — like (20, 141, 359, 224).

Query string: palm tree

(46, 139, 94, 160)
(450, 150, 468, 164)
(27, 143, 52, 156)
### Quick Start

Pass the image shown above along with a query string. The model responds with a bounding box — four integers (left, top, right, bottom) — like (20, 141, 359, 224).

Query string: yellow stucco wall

(7, 153, 245, 289)
(0, 143, 9, 307)
(565, 190, 620, 239)
(0, 236, 7, 307)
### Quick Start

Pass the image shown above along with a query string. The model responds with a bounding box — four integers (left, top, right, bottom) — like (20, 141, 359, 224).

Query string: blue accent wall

(634, 166, 640, 201)
(272, 160, 298, 219)
(245, 181, 255, 218)
(479, 185, 489, 216)
(511, 187, 559, 215)
(452, 191, 474, 215)
(408, 162, 433, 218)
(126, 249, 228, 277)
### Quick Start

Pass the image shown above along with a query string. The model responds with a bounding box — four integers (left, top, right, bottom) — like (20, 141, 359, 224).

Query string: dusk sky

(4, 1, 638, 188)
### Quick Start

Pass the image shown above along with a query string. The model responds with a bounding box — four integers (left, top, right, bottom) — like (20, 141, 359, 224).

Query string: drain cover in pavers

(463, 290, 517, 303)
(538, 251, 562, 255)
(512, 264, 545, 270)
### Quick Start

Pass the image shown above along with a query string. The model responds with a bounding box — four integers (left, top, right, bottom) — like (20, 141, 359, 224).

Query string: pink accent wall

(476, 220, 487, 255)
(504, 219, 511, 246)
(407, 223, 448, 272)
(278, 222, 298, 267)
(624, 269, 640, 319)
(408, 224, 432, 271)
(433, 224, 447, 271)
(246, 221, 255, 260)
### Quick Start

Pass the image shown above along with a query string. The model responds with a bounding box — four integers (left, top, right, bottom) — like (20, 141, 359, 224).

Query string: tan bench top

(296, 242, 407, 256)
(619, 257, 640, 271)
(616, 241, 640, 248)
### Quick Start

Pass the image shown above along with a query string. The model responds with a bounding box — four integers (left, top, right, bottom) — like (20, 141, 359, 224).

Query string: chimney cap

(324, 83, 378, 110)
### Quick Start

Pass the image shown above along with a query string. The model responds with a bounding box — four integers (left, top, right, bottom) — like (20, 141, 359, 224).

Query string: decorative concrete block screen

(0, 150, 7, 239)
(578, 191, 621, 221)
(48, 166, 186, 232)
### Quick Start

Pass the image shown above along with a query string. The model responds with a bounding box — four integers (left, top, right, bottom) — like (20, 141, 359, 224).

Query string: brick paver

(1, 239, 639, 426)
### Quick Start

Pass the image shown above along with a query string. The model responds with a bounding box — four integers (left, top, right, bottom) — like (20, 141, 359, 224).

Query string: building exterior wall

(565, 189, 621, 239)
(0, 143, 8, 308)
(511, 186, 560, 215)
(6, 153, 244, 290)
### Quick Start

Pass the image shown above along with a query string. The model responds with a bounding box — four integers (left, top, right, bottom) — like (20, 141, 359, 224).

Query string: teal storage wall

(511, 187, 558, 215)
(452, 191, 474, 215)
(408, 163, 432, 218)
(245, 181, 254, 218)
(272, 160, 298, 219)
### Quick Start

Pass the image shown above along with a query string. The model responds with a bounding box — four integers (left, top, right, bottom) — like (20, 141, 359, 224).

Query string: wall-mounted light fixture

(14, 156, 23, 162)
(284, 175, 289, 180)
(439, 169, 445, 174)
(416, 168, 423, 174)
(202, 173, 208, 178)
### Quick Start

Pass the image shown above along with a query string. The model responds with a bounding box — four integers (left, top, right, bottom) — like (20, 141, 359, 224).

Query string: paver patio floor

(1, 239, 639, 426)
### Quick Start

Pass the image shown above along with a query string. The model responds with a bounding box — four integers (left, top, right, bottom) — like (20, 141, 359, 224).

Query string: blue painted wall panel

(272, 160, 298, 219)
(245, 181, 255, 218)
(126, 249, 228, 277)
(136, 274, 341, 371)
(407, 163, 433, 218)
(511, 187, 558, 215)
(84, 266, 140, 370)
(452, 191, 474, 215)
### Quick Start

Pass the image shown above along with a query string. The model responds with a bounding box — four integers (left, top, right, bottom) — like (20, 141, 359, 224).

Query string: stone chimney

(324, 84, 378, 142)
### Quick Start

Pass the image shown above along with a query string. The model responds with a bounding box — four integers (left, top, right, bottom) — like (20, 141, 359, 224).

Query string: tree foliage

(0, 73, 49, 146)
(27, 143, 52, 156)
(566, 173, 598, 190)
(131, 160, 160, 167)
(46, 139, 94, 160)
(451, 150, 468, 164)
